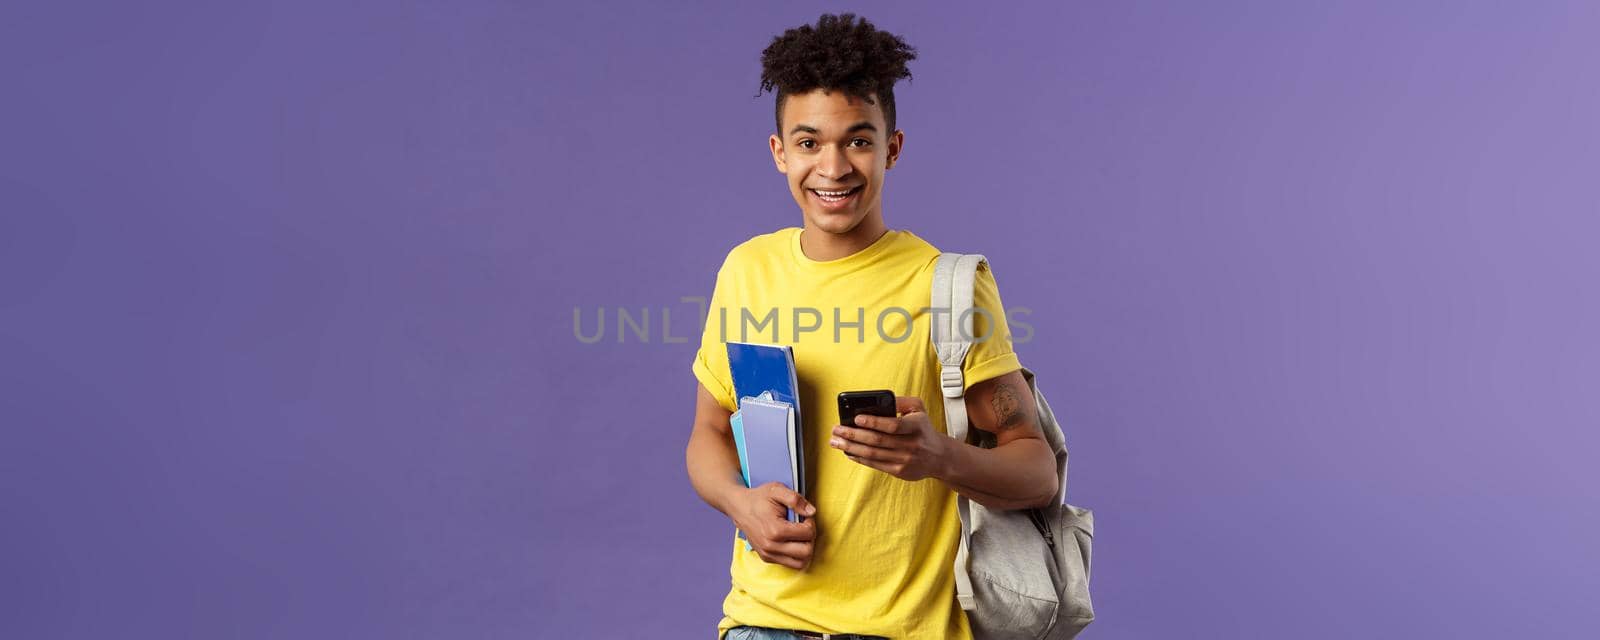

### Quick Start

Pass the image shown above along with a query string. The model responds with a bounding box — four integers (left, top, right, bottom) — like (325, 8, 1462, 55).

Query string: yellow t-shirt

(691, 227, 1023, 639)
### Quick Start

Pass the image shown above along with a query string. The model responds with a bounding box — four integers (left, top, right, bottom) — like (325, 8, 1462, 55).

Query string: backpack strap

(931, 253, 988, 444)
(929, 252, 987, 611)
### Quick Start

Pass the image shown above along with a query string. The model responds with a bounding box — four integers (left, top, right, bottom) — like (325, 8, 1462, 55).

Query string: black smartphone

(838, 390, 897, 427)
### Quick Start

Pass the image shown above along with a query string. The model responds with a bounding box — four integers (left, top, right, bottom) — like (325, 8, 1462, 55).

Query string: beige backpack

(931, 253, 1095, 639)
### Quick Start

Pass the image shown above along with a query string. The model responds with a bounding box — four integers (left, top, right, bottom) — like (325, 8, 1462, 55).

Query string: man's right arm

(684, 382, 746, 516)
(685, 382, 817, 569)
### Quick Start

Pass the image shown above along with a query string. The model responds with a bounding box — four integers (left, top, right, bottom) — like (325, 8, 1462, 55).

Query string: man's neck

(799, 216, 889, 262)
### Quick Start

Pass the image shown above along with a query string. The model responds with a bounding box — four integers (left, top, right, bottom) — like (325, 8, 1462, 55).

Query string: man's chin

(808, 211, 863, 234)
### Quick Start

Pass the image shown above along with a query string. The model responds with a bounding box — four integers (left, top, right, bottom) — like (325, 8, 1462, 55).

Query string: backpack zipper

(1027, 508, 1056, 552)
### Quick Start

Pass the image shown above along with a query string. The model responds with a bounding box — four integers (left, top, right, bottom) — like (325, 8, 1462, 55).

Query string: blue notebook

(731, 410, 752, 488)
(727, 342, 801, 415)
(730, 409, 754, 551)
(726, 341, 805, 509)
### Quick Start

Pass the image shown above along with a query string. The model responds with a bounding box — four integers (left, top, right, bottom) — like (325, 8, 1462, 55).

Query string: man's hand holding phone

(728, 482, 816, 570)
(831, 393, 950, 482)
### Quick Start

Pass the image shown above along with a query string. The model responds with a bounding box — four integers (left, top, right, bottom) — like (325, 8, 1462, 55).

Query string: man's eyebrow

(788, 122, 880, 136)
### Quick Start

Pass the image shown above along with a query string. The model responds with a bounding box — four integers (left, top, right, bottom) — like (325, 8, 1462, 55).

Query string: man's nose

(817, 145, 852, 181)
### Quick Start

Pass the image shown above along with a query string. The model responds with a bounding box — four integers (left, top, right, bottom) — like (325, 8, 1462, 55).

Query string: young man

(684, 14, 1058, 640)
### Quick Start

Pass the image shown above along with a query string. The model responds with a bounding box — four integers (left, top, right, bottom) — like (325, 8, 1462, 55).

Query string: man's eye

(798, 139, 816, 149)
(850, 138, 872, 147)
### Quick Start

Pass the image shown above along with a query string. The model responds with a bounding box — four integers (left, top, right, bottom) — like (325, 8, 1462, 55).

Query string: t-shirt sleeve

(690, 263, 738, 413)
(962, 261, 1024, 391)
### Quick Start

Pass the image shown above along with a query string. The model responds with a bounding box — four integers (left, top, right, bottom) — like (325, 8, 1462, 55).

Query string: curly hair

(758, 13, 918, 134)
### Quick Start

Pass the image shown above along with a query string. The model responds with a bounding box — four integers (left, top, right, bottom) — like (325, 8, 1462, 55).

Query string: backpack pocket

(968, 570, 1060, 640)
(1046, 505, 1095, 635)
(967, 509, 1061, 639)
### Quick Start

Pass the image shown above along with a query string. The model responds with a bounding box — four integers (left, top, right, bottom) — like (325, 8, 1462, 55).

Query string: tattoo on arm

(991, 380, 1026, 431)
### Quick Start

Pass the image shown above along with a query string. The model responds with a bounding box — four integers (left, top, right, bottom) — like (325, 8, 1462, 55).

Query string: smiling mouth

(809, 186, 862, 203)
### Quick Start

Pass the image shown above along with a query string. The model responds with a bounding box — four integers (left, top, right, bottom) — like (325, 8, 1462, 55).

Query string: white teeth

(813, 188, 854, 197)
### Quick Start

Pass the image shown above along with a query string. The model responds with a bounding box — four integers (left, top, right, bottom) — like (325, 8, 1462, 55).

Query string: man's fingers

(759, 553, 803, 570)
(756, 545, 811, 570)
(833, 425, 906, 448)
(760, 482, 816, 517)
(852, 413, 903, 434)
(896, 395, 925, 415)
(769, 517, 817, 542)
(832, 436, 899, 462)
(760, 539, 814, 559)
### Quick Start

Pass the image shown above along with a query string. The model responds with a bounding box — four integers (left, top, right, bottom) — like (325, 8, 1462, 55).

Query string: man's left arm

(829, 369, 1058, 511)
(936, 369, 1058, 511)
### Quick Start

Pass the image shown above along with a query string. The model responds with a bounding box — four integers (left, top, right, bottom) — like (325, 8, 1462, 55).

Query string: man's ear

(769, 134, 788, 173)
(886, 129, 905, 170)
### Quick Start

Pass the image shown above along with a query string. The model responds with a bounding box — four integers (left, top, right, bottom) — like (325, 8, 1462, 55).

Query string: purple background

(3, 1, 1597, 638)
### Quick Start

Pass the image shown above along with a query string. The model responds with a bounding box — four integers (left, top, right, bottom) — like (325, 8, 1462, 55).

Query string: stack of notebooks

(727, 341, 806, 550)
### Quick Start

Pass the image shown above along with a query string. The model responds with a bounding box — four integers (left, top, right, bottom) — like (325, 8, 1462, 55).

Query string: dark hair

(758, 13, 918, 134)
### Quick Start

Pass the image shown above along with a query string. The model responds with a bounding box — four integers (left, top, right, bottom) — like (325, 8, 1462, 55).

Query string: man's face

(769, 89, 904, 235)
